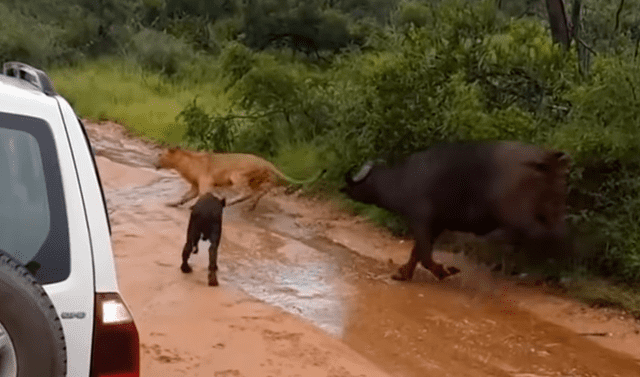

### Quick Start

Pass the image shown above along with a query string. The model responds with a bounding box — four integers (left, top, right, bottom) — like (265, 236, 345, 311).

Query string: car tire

(0, 250, 67, 377)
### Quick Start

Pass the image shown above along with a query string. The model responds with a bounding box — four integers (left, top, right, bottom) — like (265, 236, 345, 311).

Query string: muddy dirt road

(86, 121, 640, 377)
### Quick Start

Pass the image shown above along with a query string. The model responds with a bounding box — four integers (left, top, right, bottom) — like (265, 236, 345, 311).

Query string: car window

(0, 112, 70, 284)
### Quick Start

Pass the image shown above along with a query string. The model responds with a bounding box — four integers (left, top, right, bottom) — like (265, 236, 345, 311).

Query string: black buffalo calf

(181, 192, 225, 286)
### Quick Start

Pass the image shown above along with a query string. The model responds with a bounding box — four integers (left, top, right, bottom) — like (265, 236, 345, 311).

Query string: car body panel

(56, 97, 121, 294)
(0, 74, 98, 376)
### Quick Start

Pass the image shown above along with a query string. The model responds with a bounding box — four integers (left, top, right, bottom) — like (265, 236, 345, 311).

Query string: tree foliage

(4, 0, 640, 283)
(177, 0, 640, 283)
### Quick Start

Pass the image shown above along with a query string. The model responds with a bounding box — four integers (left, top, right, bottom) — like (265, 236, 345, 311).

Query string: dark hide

(181, 193, 226, 286)
(341, 141, 571, 281)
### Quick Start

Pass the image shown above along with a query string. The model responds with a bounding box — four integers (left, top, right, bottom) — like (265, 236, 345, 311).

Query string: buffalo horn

(351, 161, 375, 183)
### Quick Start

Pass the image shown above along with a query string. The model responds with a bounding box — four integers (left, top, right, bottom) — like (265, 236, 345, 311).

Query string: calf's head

(340, 161, 379, 204)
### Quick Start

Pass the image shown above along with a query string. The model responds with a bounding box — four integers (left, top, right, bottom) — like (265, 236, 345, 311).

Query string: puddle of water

(214, 209, 397, 338)
(225, 258, 348, 336)
(259, 213, 316, 240)
(219, 230, 356, 337)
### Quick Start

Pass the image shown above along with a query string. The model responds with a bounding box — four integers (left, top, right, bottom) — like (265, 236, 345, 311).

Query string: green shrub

(392, 0, 433, 29)
(219, 41, 256, 90)
(543, 54, 640, 283)
(210, 16, 244, 46)
(180, 97, 235, 151)
(0, 4, 65, 66)
(271, 143, 327, 182)
(128, 28, 194, 75)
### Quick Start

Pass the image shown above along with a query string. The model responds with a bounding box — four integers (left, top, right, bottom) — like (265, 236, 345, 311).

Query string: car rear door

(0, 91, 95, 376)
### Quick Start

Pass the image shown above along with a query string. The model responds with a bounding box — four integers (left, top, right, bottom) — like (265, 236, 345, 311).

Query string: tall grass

(49, 58, 234, 143)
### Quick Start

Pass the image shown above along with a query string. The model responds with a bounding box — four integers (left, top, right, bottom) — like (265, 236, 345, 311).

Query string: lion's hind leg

(248, 189, 269, 211)
(245, 168, 273, 211)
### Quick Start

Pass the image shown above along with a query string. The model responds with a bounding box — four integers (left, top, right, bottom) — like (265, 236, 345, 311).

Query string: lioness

(154, 147, 326, 210)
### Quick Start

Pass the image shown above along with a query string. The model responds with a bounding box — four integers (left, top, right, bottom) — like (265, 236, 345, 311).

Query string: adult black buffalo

(341, 141, 572, 281)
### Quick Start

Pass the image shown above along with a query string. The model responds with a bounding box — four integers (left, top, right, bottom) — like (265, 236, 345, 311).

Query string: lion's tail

(271, 166, 327, 185)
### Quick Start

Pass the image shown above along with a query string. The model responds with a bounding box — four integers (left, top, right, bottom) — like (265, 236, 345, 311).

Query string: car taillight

(90, 292, 140, 377)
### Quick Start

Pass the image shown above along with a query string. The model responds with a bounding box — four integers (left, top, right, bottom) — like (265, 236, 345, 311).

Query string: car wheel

(0, 250, 67, 377)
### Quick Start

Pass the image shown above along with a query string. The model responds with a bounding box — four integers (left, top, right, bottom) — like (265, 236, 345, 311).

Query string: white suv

(0, 62, 139, 377)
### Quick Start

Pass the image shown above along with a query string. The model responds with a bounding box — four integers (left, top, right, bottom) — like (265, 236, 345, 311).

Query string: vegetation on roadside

(5, 0, 640, 311)
(565, 278, 640, 319)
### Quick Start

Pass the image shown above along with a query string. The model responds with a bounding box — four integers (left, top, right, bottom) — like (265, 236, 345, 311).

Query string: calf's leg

(181, 214, 201, 273)
(181, 241, 195, 273)
(206, 221, 223, 286)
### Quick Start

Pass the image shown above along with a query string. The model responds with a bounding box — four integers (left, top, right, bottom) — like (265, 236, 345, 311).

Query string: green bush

(546, 55, 640, 282)
(128, 28, 194, 75)
(219, 41, 257, 90)
(392, 0, 433, 29)
(0, 4, 65, 66)
(180, 97, 235, 151)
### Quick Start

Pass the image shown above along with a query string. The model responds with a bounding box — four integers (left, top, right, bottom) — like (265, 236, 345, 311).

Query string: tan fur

(155, 148, 306, 210)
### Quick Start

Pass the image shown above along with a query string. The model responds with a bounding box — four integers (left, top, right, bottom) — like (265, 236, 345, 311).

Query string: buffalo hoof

(180, 263, 192, 273)
(429, 263, 457, 281)
(447, 266, 461, 276)
(490, 263, 503, 273)
(208, 272, 219, 286)
(391, 265, 414, 281)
